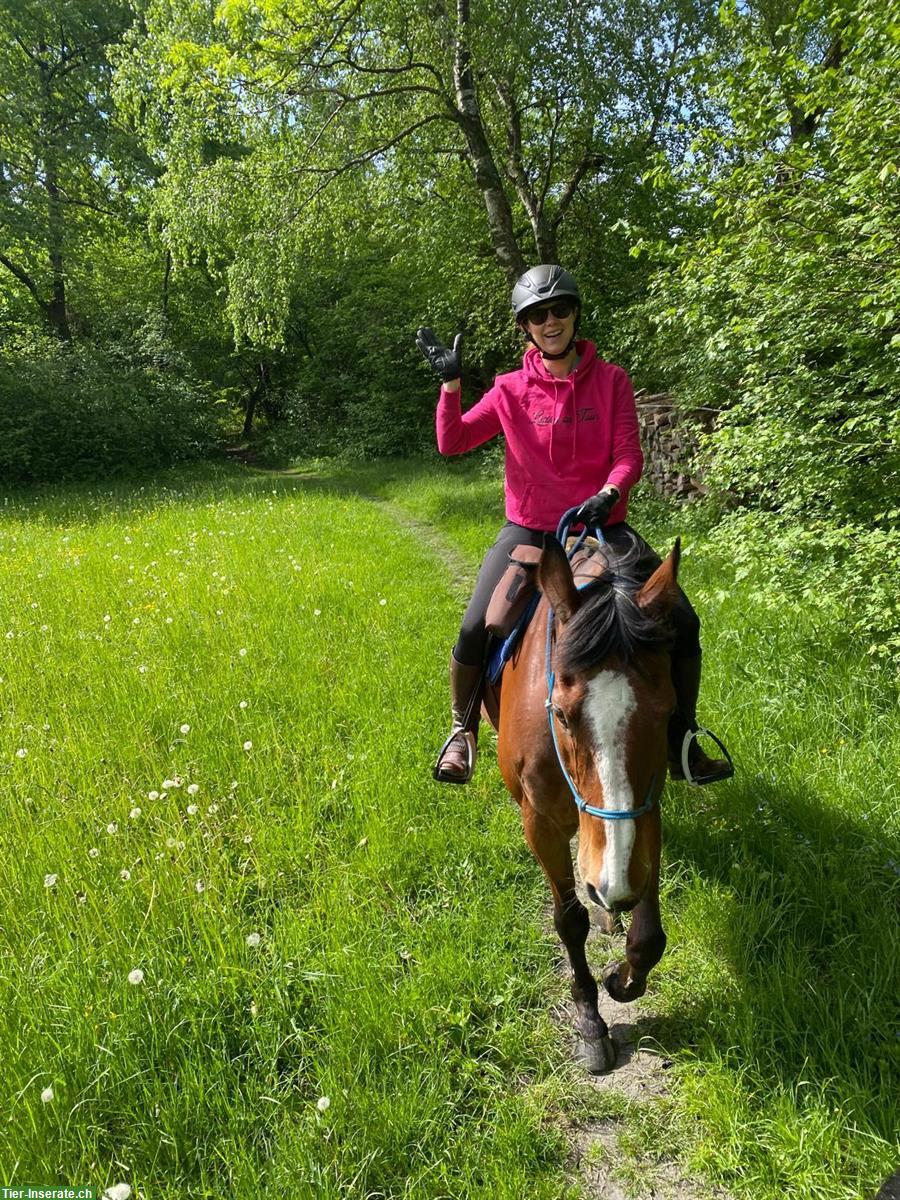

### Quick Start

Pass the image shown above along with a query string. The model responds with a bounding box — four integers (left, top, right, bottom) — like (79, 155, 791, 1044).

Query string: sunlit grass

(0, 465, 574, 1198)
(1, 458, 897, 1200)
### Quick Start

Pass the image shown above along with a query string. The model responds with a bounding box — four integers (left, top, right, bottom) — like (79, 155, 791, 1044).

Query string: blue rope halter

(544, 507, 659, 822)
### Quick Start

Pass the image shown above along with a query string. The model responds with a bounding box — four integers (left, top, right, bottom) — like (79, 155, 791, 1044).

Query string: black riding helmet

(512, 264, 581, 359)
(511, 264, 580, 317)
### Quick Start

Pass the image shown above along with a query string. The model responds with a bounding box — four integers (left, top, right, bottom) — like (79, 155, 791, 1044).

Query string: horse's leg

(521, 798, 617, 1074)
(602, 869, 666, 1004)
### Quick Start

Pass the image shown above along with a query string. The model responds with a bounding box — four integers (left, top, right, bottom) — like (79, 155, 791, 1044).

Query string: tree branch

(0, 250, 47, 310)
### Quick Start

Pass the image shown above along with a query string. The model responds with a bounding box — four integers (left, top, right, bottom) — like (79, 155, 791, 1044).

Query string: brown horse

(484, 530, 682, 1073)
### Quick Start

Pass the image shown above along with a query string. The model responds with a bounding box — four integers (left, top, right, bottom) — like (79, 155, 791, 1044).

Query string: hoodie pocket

(519, 480, 585, 529)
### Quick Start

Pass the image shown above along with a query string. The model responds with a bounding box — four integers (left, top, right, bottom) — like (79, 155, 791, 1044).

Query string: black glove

(415, 327, 463, 382)
(574, 488, 619, 530)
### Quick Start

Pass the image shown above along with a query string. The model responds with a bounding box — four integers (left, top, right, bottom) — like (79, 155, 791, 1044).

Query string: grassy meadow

(0, 457, 898, 1199)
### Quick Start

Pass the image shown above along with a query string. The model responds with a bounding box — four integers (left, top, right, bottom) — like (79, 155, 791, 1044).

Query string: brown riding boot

(433, 654, 484, 784)
(668, 654, 734, 785)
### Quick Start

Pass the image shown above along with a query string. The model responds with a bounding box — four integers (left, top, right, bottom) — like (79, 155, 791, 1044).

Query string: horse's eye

(554, 706, 570, 731)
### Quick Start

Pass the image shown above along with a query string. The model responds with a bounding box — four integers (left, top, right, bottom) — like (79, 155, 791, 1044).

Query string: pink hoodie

(435, 340, 643, 531)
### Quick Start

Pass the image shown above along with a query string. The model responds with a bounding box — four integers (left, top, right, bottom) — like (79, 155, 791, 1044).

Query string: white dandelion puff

(243, 741, 253, 751)
(239, 648, 247, 657)
(44, 873, 58, 889)
(162, 779, 176, 791)
(186, 804, 198, 816)
(316, 1096, 331, 1113)
(179, 724, 191, 735)
(379, 598, 387, 606)
(106, 822, 118, 835)
(88, 847, 100, 859)
(102, 1184, 132, 1200)
(239, 700, 248, 709)
(16, 748, 27, 759)
(246, 932, 261, 948)
(187, 783, 199, 796)
(129, 807, 141, 819)
(127, 968, 144, 986)
(195, 880, 205, 894)
(120, 869, 131, 882)
(41, 1085, 54, 1103)
(148, 790, 159, 801)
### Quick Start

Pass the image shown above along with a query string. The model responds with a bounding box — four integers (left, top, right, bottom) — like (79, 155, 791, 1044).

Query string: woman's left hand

(574, 487, 619, 529)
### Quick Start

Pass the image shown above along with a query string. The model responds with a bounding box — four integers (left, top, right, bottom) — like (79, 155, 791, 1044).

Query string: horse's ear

(538, 534, 581, 624)
(634, 538, 681, 617)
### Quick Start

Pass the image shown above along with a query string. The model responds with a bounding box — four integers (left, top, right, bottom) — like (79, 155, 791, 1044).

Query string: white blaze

(583, 671, 637, 905)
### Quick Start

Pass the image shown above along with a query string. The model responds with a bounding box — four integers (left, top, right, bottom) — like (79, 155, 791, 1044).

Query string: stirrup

(678, 726, 734, 786)
(432, 730, 477, 785)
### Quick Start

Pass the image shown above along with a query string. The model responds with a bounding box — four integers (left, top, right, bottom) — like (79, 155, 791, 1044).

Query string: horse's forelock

(557, 568, 673, 676)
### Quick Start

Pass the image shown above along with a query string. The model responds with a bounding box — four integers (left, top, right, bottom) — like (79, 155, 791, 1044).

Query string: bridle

(544, 508, 660, 822)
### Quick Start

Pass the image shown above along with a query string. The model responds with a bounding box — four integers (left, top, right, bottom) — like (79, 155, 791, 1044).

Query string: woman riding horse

(416, 264, 732, 787)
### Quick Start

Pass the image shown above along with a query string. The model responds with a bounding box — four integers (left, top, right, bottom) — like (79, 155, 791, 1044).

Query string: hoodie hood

(522, 340, 597, 468)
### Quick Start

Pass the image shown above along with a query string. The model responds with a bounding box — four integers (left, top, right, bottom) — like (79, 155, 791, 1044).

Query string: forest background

(1, 0, 898, 670)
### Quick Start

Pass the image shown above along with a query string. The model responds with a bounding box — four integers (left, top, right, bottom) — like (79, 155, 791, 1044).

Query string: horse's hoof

(602, 962, 647, 1004)
(576, 1033, 617, 1075)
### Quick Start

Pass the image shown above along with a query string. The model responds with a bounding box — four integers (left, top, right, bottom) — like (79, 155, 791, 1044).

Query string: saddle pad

(486, 539, 612, 684)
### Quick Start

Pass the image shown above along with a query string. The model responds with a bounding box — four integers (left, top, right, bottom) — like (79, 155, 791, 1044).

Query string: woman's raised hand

(415, 328, 463, 382)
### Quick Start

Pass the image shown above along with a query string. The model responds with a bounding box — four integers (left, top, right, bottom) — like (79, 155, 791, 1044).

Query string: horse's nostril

(585, 881, 607, 909)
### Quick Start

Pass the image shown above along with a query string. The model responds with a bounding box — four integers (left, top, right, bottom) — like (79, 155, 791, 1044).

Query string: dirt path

(261, 465, 730, 1200)
(553, 876, 734, 1200)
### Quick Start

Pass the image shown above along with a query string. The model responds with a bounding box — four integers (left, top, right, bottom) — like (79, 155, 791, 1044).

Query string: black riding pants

(453, 520, 702, 666)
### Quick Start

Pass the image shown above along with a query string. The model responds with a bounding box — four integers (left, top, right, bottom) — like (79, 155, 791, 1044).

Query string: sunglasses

(523, 299, 576, 326)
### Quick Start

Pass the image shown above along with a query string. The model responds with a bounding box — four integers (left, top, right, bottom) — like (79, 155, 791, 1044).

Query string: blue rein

(544, 507, 658, 822)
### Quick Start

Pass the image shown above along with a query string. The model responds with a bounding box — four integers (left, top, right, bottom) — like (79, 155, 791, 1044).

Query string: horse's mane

(556, 542, 674, 675)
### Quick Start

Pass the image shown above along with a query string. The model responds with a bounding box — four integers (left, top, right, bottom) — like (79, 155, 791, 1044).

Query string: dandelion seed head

(316, 1096, 331, 1113)
(88, 847, 99, 859)
(129, 807, 141, 819)
(44, 873, 58, 889)
(195, 880, 205, 894)
(127, 968, 144, 986)
(246, 932, 261, 947)
(243, 741, 253, 751)
(239, 648, 247, 657)
(179, 724, 191, 735)
(148, 790, 159, 801)
(103, 1184, 132, 1200)
(186, 804, 198, 816)
(16, 748, 27, 759)
(239, 700, 248, 709)
(41, 1085, 54, 1103)
(106, 822, 118, 835)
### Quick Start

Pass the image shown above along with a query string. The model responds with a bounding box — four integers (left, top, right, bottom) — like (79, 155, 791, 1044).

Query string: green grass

(1, 457, 897, 1199)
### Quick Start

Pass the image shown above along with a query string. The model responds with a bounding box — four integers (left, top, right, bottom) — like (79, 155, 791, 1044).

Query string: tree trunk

(450, 0, 526, 284)
(242, 362, 267, 437)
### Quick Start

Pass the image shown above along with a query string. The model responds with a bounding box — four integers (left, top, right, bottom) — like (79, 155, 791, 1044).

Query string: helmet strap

(540, 337, 576, 360)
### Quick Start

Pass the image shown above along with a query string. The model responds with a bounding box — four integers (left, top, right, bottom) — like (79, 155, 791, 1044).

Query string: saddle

(485, 537, 611, 687)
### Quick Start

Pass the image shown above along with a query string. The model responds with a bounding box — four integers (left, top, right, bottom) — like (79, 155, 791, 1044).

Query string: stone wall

(635, 391, 715, 500)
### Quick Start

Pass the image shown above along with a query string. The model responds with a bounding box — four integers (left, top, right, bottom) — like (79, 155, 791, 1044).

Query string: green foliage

(0, 321, 220, 482)
(621, 0, 900, 668)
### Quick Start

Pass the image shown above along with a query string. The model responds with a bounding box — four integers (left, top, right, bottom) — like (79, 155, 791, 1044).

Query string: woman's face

(522, 299, 578, 355)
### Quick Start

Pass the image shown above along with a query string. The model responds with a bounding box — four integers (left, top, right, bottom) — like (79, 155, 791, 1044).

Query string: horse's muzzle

(586, 880, 640, 914)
